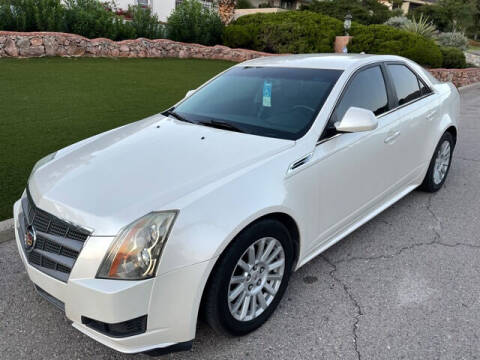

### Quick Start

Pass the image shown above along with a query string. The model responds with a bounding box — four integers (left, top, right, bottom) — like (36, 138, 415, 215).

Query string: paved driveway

(1, 86, 479, 360)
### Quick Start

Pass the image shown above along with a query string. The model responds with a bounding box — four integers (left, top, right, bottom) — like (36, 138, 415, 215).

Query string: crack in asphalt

(326, 193, 480, 267)
(321, 255, 363, 360)
(321, 193, 480, 360)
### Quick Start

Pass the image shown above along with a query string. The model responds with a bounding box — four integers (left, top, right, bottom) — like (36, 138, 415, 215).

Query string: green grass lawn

(0, 57, 233, 221)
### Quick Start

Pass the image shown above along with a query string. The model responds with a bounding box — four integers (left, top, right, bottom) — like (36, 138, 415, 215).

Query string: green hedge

(0, 0, 164, 40)
(224, 12, 343, 53)
(166, 0, 224, 46)
(349, 24, 443, 68)
(301, 0, 395, 25)
(440, 47, 467, 68)
(224, 12, 444, 68)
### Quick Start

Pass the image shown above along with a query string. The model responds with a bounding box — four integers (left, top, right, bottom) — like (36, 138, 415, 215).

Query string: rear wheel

(420, 131, 454, 192)
(203, 219, 294, 335)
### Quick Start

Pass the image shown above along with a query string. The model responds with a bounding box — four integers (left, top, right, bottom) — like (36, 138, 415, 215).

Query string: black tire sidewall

(422, 132, 454, 192)
(211, 219, 294, 335)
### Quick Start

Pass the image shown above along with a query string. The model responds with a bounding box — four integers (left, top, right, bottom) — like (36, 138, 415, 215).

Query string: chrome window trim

(316, 60, 436, 146)
(377, 92, 434, 119)
(316, 133, 342, 146)
(316, 61, 387, 146)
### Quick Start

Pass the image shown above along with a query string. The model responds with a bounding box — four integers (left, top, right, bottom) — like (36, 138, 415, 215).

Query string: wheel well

(446, 126, 457, 145)
(198, 212, 301, 321)
(255, 213, 300, 268)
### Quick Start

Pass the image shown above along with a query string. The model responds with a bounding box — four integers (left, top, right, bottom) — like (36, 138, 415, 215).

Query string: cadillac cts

(14, 54, 459, 354)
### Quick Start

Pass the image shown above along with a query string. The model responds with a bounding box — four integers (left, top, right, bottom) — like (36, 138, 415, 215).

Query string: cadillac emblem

(24, 225, 36, 252)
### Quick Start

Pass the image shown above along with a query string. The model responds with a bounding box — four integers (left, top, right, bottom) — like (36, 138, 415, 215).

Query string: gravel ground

(1, 86, 479, 360)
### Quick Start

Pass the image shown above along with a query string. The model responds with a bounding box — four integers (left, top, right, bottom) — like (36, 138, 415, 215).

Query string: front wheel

(420, 131, 454, 192)
(203, 219, 294, 335)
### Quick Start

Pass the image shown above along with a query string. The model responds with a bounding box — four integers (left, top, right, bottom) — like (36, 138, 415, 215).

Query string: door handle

(384, 131, 400, 144)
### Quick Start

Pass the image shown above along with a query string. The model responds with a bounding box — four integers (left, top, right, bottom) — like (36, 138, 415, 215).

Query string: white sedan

(14, 54, 459, 355)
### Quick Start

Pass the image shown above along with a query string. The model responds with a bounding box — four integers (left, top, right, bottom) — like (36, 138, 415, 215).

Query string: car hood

(28, 115, 294, 235)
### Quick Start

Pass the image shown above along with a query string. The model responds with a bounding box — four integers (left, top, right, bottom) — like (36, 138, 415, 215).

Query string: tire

(419, 131, 454, 192)
(203, 219, 294, 336)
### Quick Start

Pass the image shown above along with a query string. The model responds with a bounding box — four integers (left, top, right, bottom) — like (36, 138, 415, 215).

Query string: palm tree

(218, 0, 236, 24)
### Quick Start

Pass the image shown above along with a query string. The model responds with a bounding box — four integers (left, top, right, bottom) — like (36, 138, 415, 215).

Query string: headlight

(31, 152, 57, 175)
(97, 211, 178, 280)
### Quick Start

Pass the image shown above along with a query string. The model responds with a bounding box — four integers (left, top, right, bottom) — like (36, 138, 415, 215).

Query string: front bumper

(13, 199, 214, 354)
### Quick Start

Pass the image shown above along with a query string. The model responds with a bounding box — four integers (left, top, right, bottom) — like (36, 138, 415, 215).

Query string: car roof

(238, 53, 408, 71)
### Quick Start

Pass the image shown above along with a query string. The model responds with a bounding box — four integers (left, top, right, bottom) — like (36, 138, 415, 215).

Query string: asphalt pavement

(1, 85, 479, 359)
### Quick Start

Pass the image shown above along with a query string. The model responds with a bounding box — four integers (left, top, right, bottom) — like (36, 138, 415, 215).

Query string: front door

(305, 64, 406, 254)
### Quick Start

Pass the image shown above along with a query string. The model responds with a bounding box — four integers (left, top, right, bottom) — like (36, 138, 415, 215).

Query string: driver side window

(329, 65, 389, 129)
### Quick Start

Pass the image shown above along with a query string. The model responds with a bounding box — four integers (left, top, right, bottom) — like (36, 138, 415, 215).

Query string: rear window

(387, 64, 424, 105)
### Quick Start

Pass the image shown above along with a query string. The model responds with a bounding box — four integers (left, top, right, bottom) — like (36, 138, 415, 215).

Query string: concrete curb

(459, 81, 480, 93)
(0, 218, 14, 244)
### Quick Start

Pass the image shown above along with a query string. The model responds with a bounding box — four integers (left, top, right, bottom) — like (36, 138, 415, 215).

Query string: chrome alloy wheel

(227, 237, 285, 322)
(433, 140, 451, 185)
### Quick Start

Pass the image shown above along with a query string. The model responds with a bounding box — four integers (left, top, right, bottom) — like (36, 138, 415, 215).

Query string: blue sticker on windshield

(263, 81, 272, 107)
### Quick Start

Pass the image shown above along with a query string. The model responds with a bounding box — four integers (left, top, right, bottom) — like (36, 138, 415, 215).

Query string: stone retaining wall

(0, 31, 272, 62)
(0, 31, 479, 88)
(429, 68, 480, 88)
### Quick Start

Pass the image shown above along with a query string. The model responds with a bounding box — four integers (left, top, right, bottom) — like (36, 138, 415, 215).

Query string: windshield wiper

(163, 109, 195, 124)
(197, 120, 245, 133)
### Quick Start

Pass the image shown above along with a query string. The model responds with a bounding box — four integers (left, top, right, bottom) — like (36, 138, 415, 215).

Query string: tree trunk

(218, 0, 236, 24)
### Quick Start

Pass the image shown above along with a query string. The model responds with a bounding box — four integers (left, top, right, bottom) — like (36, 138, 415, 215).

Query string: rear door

(384, 63, 438, 177)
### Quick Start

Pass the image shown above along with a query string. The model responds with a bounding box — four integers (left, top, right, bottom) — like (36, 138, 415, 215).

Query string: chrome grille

(19, 190, 91, 282)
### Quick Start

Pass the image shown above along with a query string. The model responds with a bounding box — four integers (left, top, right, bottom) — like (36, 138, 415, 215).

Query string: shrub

(0, 0, 66, 32)
(224, 11, 343, 53)
(226, 12, 443, 68)
(63, 0, 131, 40)
(0, 0, 164, 40)
(384, 16, 412, 29)
(236, 0, 253, 9)
(349, 24, 443, 67)
(166, 0, 224, 46)
(301, 0, 392, 25)
(411, 5, 450, 32)
(440, 46, 467, 68)
(412, 0, 475, 37)
(436, 31, 469, 50)
(401, 14, 436, 39)
(128, 5, 164, 39)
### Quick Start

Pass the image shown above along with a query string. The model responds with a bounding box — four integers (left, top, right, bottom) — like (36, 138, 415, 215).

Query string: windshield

(173, 66, 342, 140)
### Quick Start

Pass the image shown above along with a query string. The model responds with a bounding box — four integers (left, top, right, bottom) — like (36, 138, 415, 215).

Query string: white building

(114, 0, 175, 22)
(115, 0, 215, 22)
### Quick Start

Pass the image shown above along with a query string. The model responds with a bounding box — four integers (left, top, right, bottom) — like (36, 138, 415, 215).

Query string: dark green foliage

(411, 4, 452, 32)
(0, 0, 164, 40)
(236, 0, 253, 9)
(63, 0, 129, 40)
(301, 0, 392, 25)
(166, 0, 224, 46)
(0, 0, 66, 32)
(440, 46, 467, 68)
(411, 0, 477, 38)
(224, 11, 443, 68)
(349, 24, 443, 68)
(128, 5, 164, 39)
(224, 11, 343, 53)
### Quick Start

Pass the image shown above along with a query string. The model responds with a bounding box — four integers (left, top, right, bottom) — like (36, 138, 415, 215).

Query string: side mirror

(185, 90, 195, 98)
(335, 107, 378, 133)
